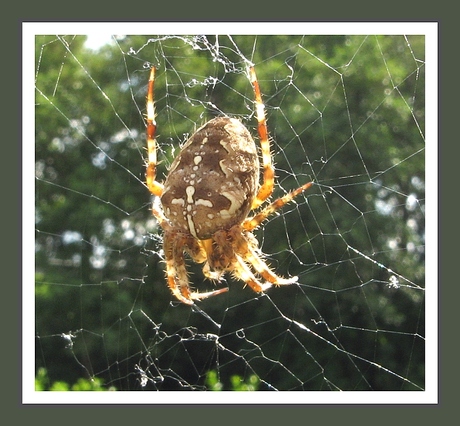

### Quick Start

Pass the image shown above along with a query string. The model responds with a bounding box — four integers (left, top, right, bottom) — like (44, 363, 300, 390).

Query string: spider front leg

(249, 67, 275, 210)
(146, 67, 164, 198)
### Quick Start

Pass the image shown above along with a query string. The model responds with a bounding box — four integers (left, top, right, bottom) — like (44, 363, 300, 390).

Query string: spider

(145, 65, 312, 305)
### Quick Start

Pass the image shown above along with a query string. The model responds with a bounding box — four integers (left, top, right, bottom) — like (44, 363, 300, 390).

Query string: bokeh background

(34, 33, 426, 392)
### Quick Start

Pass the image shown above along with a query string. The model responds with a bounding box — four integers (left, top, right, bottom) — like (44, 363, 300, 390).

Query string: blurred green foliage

(35, 367, 116, 391)
(205, 370, 260, 391)
(34, 34, 425, 391)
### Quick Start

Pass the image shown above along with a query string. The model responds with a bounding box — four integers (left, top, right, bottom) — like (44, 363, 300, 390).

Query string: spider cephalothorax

(145, 66, 312, 305)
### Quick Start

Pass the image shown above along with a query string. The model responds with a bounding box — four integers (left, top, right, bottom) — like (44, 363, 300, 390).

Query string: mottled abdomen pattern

(161, 117, 259, 239)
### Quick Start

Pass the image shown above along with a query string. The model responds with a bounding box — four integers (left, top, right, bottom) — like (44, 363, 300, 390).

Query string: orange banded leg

(163, 232, 192, 304)
(146, 67, 164, 197)
(249, 67, 275, 209)
(244, 182, 313, 231)
(231, 254, 272, 293)
(230, 227, 297, 286)
(164, 231, 229, 305)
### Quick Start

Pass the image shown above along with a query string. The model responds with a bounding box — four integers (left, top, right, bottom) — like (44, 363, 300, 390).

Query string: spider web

(27, 23, 436, 403)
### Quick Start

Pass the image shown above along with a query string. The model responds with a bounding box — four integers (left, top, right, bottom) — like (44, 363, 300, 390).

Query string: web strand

(33, 33, 427, 395)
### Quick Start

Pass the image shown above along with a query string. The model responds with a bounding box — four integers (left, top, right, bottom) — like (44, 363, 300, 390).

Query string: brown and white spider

(145, 65, 312, 305)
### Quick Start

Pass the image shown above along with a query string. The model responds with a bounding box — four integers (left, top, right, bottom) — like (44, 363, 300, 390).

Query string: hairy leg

(164, 231, 228, 305)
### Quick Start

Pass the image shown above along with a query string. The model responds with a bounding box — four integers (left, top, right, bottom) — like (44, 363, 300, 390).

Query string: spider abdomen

(161, 117, 259, 240)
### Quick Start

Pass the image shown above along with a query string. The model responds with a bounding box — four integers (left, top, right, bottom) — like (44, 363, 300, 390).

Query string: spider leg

(164, 231, 228, 305)
(163, 231, 193, 304)
(242, 237, 298, 285)
(232, 254, 272, 293)
(146, 67, 164, 197)
(243, 182, 313, 231)
(198, 238, 226, 281)
(230, 226, 297, 287)
(249, 67, 275, 210)
(185, 237, 207, 264)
